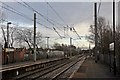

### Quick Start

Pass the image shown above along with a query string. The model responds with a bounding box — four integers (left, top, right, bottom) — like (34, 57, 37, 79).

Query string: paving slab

(71, 56, 120, 79)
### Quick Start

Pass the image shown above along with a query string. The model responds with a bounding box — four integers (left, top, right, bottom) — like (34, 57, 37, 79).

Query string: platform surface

(71, 56, 120, 79)
(0, 58, 63, 72)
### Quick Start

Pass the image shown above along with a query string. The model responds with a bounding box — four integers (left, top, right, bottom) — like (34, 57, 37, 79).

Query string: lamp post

(7, 22, 11, 48)
(70, 37, 72, 56)
(45, 37, 50, 49)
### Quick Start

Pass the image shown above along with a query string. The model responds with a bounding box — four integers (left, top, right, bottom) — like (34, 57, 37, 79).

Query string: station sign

(5, 48, 14, 52)
(109, 43, 114, 51)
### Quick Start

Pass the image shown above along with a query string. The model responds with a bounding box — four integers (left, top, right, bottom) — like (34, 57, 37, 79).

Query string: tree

(9, 27, 16, 47)
(53, 43, 78, 56)
(88, 16, 113, 63)
(88, 17, 106, 44)
(15, 28, 42, 51)
(0, 25, 16, 48)
(88, 25, 95, 44)
(1, 26, 7, 48)
(53, 43, 62, 50)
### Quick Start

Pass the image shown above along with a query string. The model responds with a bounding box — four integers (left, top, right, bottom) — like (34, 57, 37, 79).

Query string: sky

(0, 0, 114, 49)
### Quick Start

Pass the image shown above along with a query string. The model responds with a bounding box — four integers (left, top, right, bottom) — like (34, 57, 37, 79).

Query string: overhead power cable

(15, 0, 71, 37)
(19, 0, 64, 32)
(1, 1, 70, 39)
(47, 2, 72, 37)
(0, 1, 32, 20)
(73, 27, 81, 40)
(53, 27, 63, 39)
(98, 0, 101, 15)
(0, 2, 54, 31)
(47, 2, 67, 25)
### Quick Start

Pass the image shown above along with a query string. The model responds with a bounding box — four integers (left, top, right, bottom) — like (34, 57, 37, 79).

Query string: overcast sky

(0, 0, 114, 49)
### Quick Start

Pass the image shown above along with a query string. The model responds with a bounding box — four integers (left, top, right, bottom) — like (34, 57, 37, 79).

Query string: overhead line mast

(94, 3, 98, 63)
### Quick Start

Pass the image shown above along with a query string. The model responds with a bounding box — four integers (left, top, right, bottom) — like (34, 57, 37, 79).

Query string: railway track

(39, 55, 86, 80)
(11, 54, 85, 80)
(53, 56, 85, 79)
(12, 58, 68, 80)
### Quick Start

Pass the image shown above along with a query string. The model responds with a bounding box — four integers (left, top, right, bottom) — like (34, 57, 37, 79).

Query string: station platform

(71, 56, 120, 79)
(0, 58, 63, 72)
(0, 54, 83, 72)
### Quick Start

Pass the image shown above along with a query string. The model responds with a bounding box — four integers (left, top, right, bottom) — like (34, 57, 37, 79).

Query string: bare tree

(1, 27, 6, 47)
(89, 17, 111, 54)
(0, 25, 17, 48)
(88, 25, 95, 44)
(88, 16, 113, 63)
(15, 28, 42, 51)
(8, 27, 17, 47)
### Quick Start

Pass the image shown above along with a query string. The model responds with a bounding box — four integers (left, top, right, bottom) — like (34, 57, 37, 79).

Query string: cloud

(74, 22, 90, 36)
(0, 2, 113, 48)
